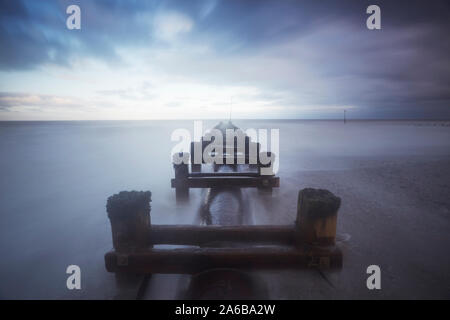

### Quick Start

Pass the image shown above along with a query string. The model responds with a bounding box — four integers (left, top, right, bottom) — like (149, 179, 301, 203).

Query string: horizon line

(1, 118, 450, 122)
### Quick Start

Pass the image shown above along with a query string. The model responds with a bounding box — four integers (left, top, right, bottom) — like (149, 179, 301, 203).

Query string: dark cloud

(0, 0, 158, 69)
(0, 0, 449, 118)
(3, 0, 448, 69)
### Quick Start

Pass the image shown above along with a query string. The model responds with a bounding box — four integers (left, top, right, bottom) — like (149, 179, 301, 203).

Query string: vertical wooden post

(190, 142, 201, 172)
(258, 151, 275, 193)
(106, 191, 152, 252)
(258, 151, 275, 176)
(173, 152, 189, 200)
(296, 188, 341, 246)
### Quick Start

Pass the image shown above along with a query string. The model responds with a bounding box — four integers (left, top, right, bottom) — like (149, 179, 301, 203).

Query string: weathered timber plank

(171, 176, 280, 188)
(149, 225, 295, 245)
(105, 246, 342, 274)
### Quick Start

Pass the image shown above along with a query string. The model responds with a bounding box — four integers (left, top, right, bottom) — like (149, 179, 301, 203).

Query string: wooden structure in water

(105, 122, 342, 274)
(104, 121, 343, 276)
(171, 121, 279, 199)
(105, 188, 342, 274)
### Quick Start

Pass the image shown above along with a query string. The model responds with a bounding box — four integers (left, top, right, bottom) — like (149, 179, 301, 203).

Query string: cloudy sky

(0, 0, 449, 120)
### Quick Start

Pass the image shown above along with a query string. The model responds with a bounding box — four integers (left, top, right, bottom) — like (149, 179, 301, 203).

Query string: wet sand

(251, 156, 450, 299)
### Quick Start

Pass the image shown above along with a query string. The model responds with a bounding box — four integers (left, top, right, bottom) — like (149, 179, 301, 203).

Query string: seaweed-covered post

(106, 191, 152, 252)
(295, 188, 341, 246)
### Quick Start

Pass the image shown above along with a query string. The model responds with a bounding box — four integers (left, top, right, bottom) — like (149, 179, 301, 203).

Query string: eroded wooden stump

(106, 191, 152, 252)
(296, 188, 341, 246)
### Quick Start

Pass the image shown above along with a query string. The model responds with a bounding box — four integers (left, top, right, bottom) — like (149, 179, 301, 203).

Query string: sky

(0, 0, 449, 120)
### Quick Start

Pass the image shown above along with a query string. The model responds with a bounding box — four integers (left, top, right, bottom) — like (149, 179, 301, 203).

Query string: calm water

(1, 120, 449, 299)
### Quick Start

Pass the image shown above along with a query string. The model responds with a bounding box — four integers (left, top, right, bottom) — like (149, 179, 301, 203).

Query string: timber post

(106, 190, 152, 252)
(258, 151, 275, 193)
(173, 152, 189, 200)
(295, 188, 341, 246)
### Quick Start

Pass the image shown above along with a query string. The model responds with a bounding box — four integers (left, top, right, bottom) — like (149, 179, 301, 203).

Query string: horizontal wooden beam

(171, 176, 279, 189)
(188, 172, 260, 178)
(105, 246, 342, 274)
(149, 225, 295, 245)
